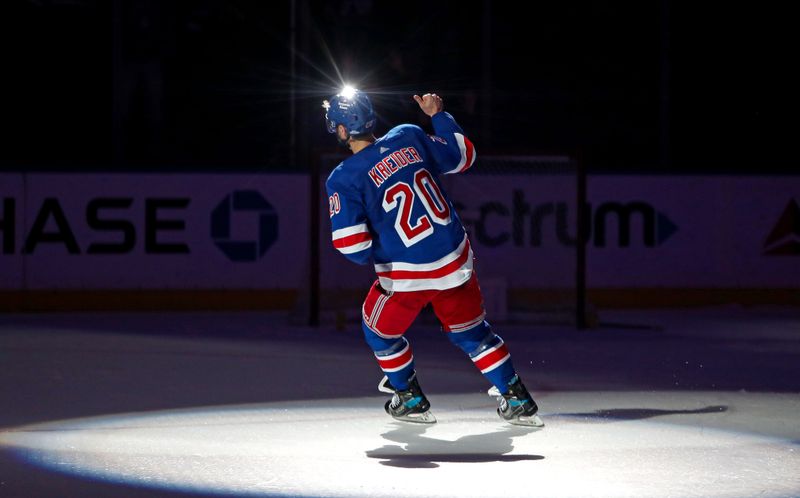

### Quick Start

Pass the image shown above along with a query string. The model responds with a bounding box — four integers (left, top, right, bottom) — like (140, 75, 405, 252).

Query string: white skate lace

(390, 393, 401, 409)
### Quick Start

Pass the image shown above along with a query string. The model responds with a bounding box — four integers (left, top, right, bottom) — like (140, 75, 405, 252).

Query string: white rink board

(1, 173, 798, 289)
(0, 173, 308, 289)
(587, 175, 800, 287)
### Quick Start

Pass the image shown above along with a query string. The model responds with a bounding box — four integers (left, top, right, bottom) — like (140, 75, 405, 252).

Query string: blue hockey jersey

(326, 111, 477, 292)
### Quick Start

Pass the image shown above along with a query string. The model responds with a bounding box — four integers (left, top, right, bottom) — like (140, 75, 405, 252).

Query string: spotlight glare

(1, 393, 797, 498)
(340, 85, 357, 98)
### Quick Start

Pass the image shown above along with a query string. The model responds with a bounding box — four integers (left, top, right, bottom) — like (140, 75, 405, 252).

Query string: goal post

(304, 153, 589, 329)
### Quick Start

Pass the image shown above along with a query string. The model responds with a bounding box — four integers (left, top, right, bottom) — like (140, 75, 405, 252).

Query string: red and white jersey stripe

(472, 340, 511, 374)
(332, 223, 372, 255)
(445, 311, 487, 333)
(374, 235, 473, 292)
(362, 290, 397, 338)
(443, 133, 476, 175)
(374, 341, 414, 373)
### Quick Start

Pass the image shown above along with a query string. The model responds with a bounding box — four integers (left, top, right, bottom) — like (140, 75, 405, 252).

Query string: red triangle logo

(763, 199, 800, 256)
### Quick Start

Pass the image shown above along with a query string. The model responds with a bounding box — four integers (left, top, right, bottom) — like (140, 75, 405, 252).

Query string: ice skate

(488, 375, 544, 428)
(378, 374, 436, 424)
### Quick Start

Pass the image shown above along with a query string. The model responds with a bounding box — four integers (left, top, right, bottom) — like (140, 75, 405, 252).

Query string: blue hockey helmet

(323, 87, 376, 136)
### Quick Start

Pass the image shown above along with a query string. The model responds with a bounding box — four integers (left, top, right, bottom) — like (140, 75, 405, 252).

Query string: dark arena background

(1, 1, 799, 497)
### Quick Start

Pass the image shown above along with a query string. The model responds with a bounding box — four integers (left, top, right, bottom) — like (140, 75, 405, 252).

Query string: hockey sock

(362, 321, 415, 390)
(447, 320, 517, 393)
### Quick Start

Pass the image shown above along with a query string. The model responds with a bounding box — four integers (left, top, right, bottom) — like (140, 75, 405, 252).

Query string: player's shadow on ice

(366, 423, 544, 469)
(553, 405, 728, 423)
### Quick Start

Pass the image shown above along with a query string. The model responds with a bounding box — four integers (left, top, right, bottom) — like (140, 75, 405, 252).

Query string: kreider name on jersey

(368, 146, 423, 187)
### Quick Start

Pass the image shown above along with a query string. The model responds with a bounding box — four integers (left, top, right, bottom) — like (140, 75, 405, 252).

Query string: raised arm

(414, 93, 477, 175)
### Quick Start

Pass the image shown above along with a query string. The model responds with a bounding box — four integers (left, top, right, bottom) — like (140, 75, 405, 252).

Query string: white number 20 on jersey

(382, 168, 451, 247)
(329, 192, 341, 218)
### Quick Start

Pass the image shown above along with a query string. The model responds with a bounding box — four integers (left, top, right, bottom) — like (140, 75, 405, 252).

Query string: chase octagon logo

(211, 190, 278, 262)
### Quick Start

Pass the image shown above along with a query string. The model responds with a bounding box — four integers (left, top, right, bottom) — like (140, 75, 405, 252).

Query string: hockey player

(323, 87, 543, 428)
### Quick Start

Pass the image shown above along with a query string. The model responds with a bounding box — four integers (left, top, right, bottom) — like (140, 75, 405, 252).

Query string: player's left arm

(326, 172, 373, 265)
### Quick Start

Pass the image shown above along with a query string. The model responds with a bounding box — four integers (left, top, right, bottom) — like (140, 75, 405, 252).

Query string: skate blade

(508, 413, 545, 428)
(392, 410, 437, 424)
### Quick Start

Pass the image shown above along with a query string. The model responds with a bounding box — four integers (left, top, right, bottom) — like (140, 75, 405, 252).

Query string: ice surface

(0, 307, 798, 497)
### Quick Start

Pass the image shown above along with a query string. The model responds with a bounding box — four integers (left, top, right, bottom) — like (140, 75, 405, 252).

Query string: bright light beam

(1, 392, 798, 498)
(340, 85, 357, 98)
